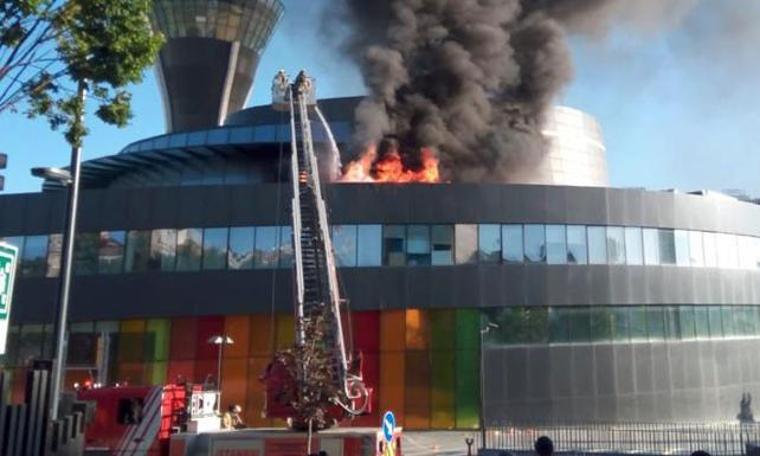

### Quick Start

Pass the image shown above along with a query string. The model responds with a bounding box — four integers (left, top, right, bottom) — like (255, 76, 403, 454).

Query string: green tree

(0, 0, 162, 146)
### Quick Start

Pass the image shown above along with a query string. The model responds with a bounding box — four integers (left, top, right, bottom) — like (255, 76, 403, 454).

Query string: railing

(484, 422, 760, 456)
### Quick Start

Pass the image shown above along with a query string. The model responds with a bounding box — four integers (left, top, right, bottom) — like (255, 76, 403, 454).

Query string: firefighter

(222, 404, 245, 430)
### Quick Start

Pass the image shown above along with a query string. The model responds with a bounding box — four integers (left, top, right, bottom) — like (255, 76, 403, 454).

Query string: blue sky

(0, 0, 758, 196)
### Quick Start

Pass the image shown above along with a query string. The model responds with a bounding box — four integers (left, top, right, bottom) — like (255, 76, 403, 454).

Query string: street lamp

(480, 321, 499, 450)
(208, 335, 234, 412)
(31, 167, 73, 185)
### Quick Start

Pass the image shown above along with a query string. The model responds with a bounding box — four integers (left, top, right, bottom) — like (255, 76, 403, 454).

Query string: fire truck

(76, 72, 400, 455)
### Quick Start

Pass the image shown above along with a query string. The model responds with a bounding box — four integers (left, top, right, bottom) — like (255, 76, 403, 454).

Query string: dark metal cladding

(150, 0, 285, 133)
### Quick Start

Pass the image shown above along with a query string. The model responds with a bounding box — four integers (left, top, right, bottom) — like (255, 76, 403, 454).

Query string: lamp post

(479, 321, 499, 450)
(208, 335, 234, 412)
(31, 162, 80, 421)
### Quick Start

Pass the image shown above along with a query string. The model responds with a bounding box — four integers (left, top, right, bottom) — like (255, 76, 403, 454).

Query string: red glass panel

(195, 316, 225, 360)
(169, 318, 198, 361)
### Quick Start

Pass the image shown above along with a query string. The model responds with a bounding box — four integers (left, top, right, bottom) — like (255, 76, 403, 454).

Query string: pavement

(402, 431, 481, 456)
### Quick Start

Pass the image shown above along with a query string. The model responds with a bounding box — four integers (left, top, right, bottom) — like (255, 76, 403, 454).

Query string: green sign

(0, 242, 18, 355)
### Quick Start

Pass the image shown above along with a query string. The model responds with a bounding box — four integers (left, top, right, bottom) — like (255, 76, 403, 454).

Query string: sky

(0, 0, 758, 196)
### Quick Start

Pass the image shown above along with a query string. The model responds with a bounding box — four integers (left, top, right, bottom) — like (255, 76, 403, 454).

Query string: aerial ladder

(263, 70, 371, 430)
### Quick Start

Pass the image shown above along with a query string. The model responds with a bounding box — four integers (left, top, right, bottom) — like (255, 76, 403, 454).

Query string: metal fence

(483, 422, 760, 456)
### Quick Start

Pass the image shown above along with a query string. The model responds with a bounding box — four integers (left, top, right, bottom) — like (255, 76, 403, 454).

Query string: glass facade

(4, 224, 760, 276)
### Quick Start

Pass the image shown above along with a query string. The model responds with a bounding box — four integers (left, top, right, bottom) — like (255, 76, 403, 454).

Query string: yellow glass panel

(381, 310, 406, 352)
(224, 316, 250, 359)
(404, 351, 431, 429)
(249, 314, 274, 356)
(276, 314, 295, 350)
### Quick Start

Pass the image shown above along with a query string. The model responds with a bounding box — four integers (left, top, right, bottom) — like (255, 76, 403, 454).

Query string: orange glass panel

(223, 316, 250, 359)
(246, 357, 273, 427)
(405, 309, 429, 350)
(276, 314, 295, 350)
(379, 352, 405, 427)
(404, 351, 431, 429)
(169, 318, 198, 361)
(381, 310, 406, 352)
(249, 314, 274, 356)
(221, 358, 248, 413)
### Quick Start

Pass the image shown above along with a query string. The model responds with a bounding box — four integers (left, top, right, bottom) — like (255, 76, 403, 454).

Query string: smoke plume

(333, 0, 697, 182)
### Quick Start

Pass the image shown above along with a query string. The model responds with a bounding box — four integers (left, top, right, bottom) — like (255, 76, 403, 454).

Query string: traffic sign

(0, 242, 18, 355)
(382, 410, 395, 443)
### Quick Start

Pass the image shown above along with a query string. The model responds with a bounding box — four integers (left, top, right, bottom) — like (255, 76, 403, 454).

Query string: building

(2, 0, 760, 430)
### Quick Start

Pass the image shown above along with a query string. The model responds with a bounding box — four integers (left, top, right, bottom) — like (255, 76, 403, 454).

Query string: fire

(339, 145, 441, 183)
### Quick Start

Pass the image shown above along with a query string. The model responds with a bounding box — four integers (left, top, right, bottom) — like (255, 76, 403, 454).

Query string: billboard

(0, 242, 18, 355)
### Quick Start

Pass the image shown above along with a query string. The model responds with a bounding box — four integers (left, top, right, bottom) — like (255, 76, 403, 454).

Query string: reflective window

(407, 225, 431, 266)
(228, 227, 255, 270)
(548, 308, 571, 343)
(333, 225, 358, 267)
(566, 225, 587, 265)
(703, 232, 718, 267)
(454, 224, 477, 265)
(624, 227, 643, 265)
(717, 234, 738, 269)
(646, 307, 666, 340)
(587, 226, 607, 265)
(708, 306, 723, 337)
(502, 225, 523, 264)
(735, 306, 756, 336)
(125, 231, 151, 273)
(523, 224, 546, 264)
(278, 226, 294, 268)
(567, 307, 591, 343)
(254, 226, 279, 269)
(203, 228, 228, 270)
(478, 225, 501, 264)
(722, 306, 737, 336)
(176, 228, 203, 271)
(21, 235, 48, 277)
(383, 225, 406, 266)
(431, 225, 453, 266)
(74, 233, 99, 275)
(611, 307, 630, 342)
(658, 230, 676, 265)
(590, 308, 613, 342)
(606, 227, 626, 265)
(629, 306, 648, 341)
(695, 307, 710, 338)
(98, 231, 125, 274)
(546, 225, 567, 265)
(643, 228, 660, 265)
(357, 225, 382, 267)
(679, 306, 696, 339)
(674, 230, 690, 267)
(1, 236, 23, 251)
(688, 231, 705, 267)
(149, 229, 176, 272)
(46, 234, 62, 278)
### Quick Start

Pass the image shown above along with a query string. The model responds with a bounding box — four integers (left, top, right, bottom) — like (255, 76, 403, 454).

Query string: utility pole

(49, 79, 87, 419)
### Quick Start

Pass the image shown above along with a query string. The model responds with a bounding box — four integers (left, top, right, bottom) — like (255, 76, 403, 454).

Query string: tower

(151, 0, 285, 132)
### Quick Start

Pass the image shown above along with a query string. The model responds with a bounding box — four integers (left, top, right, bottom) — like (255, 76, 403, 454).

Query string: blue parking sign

(382, 410, 395, 443)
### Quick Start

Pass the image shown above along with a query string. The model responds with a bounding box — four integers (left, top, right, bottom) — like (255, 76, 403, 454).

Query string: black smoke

(333, 0, 697, 182)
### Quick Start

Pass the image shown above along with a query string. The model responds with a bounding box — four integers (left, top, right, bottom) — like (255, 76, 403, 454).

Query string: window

(203, 228, 228, 270)
(646, 307, 666, 340)
(695, 307, 710, 339)
(46, 234, 62, 278)
(606, 227, 626, 265)
(590, 308, 613, 342)
(125, 231, 151, 273)
(674, 230, 690, 267)
(546, 225, 567, 265)
(523, 224, 546, 264)
(149, 229, 176, 272)
(228, 227, 255, 270)
(407, 225, 431, 266)
(629, 307, 648, 341)
(717, 234, 738, 269)
(587, 226, 607, 265)
(431, 225, 453, 266)
(658, 230, 676, 265)
(98, 231, 125, 274)
(566, 226, 587, 265)
(21, 235, 48, 277)
(703, 232, 718, 267)
(721, 306, 737, 336)
(454, 225, 477, 265)
(664, 307, 680, 339)
(333, 225, 358, 267)
(502, 225, 523, 264)
(176, 228, 203, 271)
(357, 225, 382, 267)
(254, 226, 278, 269)
(383, 225, 406, 266)
(688, 231, 704, 267)
(643, 229, 660, 265)
(567, 307, 591, 343)
(708, 306, 723, 337)
(478, 225, 501, 264)
(549, 308, 571, 343)
(278, 226, 293, 268)
(679, 306, 696, 339)
(74, 233, 99, 275)
(611, 307, 630, 342)
(624, 227, 643, 265)
(117, 398, 144, 425)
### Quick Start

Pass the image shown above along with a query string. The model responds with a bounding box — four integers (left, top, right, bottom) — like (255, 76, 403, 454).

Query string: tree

(0, 0, 162, 147)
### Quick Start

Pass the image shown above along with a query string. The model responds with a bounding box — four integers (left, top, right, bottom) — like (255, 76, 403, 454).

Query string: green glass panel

(630, 306, 647, 341)
(646, 307, 665, 341)
(145, 319, 171, 361)
(455, 348, 479, 429)
(722, 306, 737, 336)
(695, 307, 710, 338)
(664, 307, 680, 340)
(708, 306, 723, 338)
(680, 307, 697, 339)
(430, 310, 455, 351)
(611, 307, 630, 342)
(549, 308, 571, 343)
(456, 309, 479, 351)
(148, 361, 167, 385)
(590, 308, 613, 342)
(431, 350, 455, 429)
(569, 307, 591, 343)
(488, 307, 548, 345)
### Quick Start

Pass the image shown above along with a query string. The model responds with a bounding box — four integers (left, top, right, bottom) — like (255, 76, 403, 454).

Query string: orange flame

(339, 146, 441, 184)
